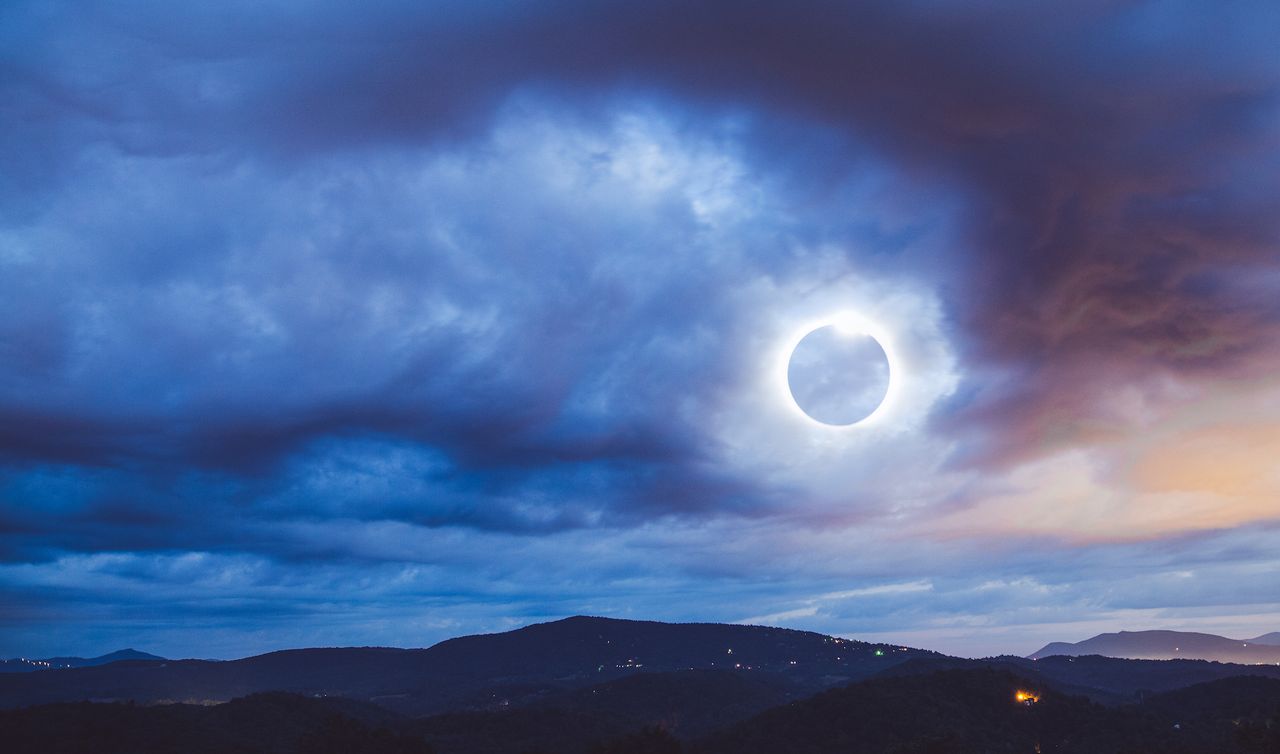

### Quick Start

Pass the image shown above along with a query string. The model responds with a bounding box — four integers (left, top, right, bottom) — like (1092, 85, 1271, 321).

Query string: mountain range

(1030, 630, 1280, 663)
(0, 617, 937, 714)
(4, 618, 1280, 752)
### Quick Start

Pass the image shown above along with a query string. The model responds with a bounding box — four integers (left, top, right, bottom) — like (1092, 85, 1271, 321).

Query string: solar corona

(781, 312, 898, 428)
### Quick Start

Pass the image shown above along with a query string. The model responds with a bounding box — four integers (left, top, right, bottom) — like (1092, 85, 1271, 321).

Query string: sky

(2, 0, 1279, 660)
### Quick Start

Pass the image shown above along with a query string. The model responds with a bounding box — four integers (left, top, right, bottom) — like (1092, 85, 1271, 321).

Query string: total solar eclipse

(785, 316, 892, 427)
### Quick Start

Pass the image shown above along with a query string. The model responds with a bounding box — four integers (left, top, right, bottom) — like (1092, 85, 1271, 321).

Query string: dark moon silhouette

(787, 325, 891, 426)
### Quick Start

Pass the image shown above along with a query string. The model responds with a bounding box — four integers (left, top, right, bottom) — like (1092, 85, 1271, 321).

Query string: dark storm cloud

(0, 68, 804, 563)
(12, 0, 1277, 465)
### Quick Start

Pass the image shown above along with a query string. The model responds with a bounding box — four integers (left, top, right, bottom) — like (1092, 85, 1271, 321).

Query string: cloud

(0, 97, 957, 557)
(1, 0, 1279, 657)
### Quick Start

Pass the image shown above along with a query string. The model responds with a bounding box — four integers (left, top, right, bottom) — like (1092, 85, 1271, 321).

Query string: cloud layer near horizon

(2, 0, 1279, 658)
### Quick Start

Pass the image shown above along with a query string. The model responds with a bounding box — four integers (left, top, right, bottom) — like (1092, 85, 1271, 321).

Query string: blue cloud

(2, 0, 1279, 658)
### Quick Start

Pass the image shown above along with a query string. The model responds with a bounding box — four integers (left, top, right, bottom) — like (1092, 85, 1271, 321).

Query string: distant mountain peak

(0, 648, 166, 674)
(96, 649, 166, 661)
(1029, 629, 1280, 663)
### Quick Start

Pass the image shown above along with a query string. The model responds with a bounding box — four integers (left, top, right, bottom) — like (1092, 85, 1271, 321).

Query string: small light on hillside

(1015, 690, 1040, 705)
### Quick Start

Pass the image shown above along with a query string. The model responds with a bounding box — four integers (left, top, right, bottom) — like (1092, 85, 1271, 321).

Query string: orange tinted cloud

(923, 385, 1280, 544)
(1132, 423, 1280, 499)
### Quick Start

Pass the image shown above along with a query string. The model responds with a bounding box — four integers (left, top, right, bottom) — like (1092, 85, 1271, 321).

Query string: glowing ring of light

(778, 311, 902, 429)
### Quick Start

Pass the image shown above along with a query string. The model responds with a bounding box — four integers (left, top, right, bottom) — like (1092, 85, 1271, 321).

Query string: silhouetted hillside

(8, 618, 1280, 721)
(873, 655, 1133, 705)
(409, 707, 623, 754)
(0, 692, 427, 754)
(695, 668, 1156, 753)
(0, 649, 167, 673)
(531, 670, 795, 737)
(1030, 630, 1280, 663)
(0, 617, 932, 715)
(1144, 676, 1280, 721)
(866, 652, 1280, 708)
(1248, 632, 1280, 646)
(1018, 654, 1280, 700)
(406, 669, 799, 753)
(6, 669, 1280, 753)
(695, 668, 1280, 754)
(1139, 676, 1280, 751)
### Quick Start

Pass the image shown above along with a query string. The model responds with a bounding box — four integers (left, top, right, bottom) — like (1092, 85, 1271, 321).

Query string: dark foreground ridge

(4, 669, 1280, 753)
(4, 617, 1280, 752)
